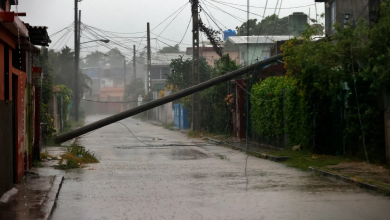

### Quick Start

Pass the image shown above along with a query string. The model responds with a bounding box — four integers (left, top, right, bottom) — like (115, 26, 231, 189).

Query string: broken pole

(54, 54, 282, 143)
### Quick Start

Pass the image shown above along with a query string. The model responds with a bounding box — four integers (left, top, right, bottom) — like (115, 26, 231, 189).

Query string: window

(12, 49, 25, 71)
(261, 50, 269, 59)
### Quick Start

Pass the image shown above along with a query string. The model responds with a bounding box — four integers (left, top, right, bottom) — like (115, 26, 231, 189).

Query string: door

(12, 74, 18, 183)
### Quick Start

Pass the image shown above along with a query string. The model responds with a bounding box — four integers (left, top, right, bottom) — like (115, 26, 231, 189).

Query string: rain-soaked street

(52, 115, 390, 220)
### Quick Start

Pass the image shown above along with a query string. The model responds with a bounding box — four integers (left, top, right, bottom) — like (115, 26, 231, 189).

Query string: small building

(186, 46, 240, 67)
(0, 0, 51, 197)
(98, 87, 125, 114)
(224, 36, 293, 66)
(148, 52, 192, 93)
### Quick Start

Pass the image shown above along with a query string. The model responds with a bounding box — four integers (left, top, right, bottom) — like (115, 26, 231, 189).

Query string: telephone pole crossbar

(54, 54, 282, 143)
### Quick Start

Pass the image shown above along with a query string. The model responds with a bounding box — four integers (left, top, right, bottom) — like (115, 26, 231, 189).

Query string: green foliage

(158, 44, 181, 53)
(124, 78, 145, 109)
(265, 149, 352, 171)
(48, 46, 92, 119)
(66, 159, 79, 169)
(166, 54, 239, 133)
(166, 56, 212, 92)
(33, 48, 56, 140)
(279, 2, 390, 160)
(57, 85, 72, 129)
(251, 76, 310, 148)
(236, 15, 289, 36)
(201, 54, 240, 133)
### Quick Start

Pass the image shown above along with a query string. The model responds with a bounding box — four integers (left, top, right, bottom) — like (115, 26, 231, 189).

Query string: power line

(152, 2, 189, 32)
(73, 95, 152, 103)
(178, 15, 192, 46)
(209, 0, 315, 9)
(201, 0, 246, 25)
(157, 2, 188, 37)
(205, 0, 265, 18)
(199, 1, 226, 30)
(49, 22, 74, 37)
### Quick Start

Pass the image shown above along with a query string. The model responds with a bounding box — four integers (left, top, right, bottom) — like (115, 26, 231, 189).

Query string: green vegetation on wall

(275, 2, 390, 162)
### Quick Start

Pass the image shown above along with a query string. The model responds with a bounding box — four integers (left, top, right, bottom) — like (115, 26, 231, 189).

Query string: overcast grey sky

(16, 0, 324, 59)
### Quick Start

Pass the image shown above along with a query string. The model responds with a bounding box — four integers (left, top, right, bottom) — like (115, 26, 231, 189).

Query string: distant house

(148, 52, 192, 93)
(224, 36, 293, 65)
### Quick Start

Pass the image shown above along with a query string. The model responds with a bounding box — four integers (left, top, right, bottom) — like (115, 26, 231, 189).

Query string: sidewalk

(0, 147, 66, 220)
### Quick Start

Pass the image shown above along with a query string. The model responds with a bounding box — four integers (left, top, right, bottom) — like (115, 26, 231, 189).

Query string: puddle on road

(115, 146, 170, 149)
(171, 149, 209, 160)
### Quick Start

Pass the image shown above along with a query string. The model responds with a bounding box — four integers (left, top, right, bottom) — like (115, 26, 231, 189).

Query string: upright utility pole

(191, 0, 200, 131)
(74, 0, 79, 121)
(146, 23, 152, 120)
(133, 45, 136, 81)
(146, 23, 151, 93)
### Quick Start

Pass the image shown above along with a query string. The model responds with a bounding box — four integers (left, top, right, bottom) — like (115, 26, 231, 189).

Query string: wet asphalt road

(52, 115, 390, 220)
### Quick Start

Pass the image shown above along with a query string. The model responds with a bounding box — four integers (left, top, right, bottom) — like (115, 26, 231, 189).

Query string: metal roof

(25, 23, 51, 46)
(226, 36, 294, 45)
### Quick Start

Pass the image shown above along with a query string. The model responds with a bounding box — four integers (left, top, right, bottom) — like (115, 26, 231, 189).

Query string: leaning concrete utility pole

(123, 58, 126, 87)
(74, 0, 79, 121)
(133, 45, 136, 81)
(54, 54, 282, 143)
(191, 0, 200, 131)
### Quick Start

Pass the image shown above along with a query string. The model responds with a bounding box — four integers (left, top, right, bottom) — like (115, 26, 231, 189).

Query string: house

(186, 42, 240, 67)
(224, 36, 293, 65)
(148, 52, 191, 92)
(0, 0, 51, 197)
(146, 52, 191, 122)
(98, 87, 125, 114)
(315, 0, 376, 35)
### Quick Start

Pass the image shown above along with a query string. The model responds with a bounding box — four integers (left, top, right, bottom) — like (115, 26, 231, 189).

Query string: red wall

(12, 67, 27, 181)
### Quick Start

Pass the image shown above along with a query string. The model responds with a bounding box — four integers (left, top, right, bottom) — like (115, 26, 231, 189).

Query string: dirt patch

(327, 162, 390, 186)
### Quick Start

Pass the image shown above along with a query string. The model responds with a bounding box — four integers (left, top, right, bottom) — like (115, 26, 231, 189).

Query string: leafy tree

(158, 44, 181, 53)
(166, 56, 212, 92)
(124, 78, 146, 109)
(33, 48, 56, 141)
(166, 54, 240, 133)
(48, 46, 92, 118)
(236, 15, 289, 36)
(278, 2, 390, 161)
(201, 54, 240, 133)
(57, 85, 72, 129)
(106, 48, 126, 67)
(82, 50, 108, 67)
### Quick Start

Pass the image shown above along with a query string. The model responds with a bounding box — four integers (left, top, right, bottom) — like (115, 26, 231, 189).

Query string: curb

(308, 167, 390, 196)
(40, 175, 64, 220)
(208, 138, 290, 162)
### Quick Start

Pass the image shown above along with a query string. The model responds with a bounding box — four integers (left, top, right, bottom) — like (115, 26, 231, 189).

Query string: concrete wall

(239, 44, 274, 65)
(323, 0, 369, 36)
(0, 101, 15, 197)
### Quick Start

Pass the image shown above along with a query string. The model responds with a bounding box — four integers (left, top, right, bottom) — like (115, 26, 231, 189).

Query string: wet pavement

(52, 115, 390, 220)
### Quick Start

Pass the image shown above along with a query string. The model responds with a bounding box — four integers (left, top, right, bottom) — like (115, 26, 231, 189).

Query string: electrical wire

(156, 3, 188, 37)
(209, 0, 315, 9)
(205, 0, 265, 18)
(116, 121, 154, 147)
(202, 0, 246, 24)
(73, 95, 152, 103)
